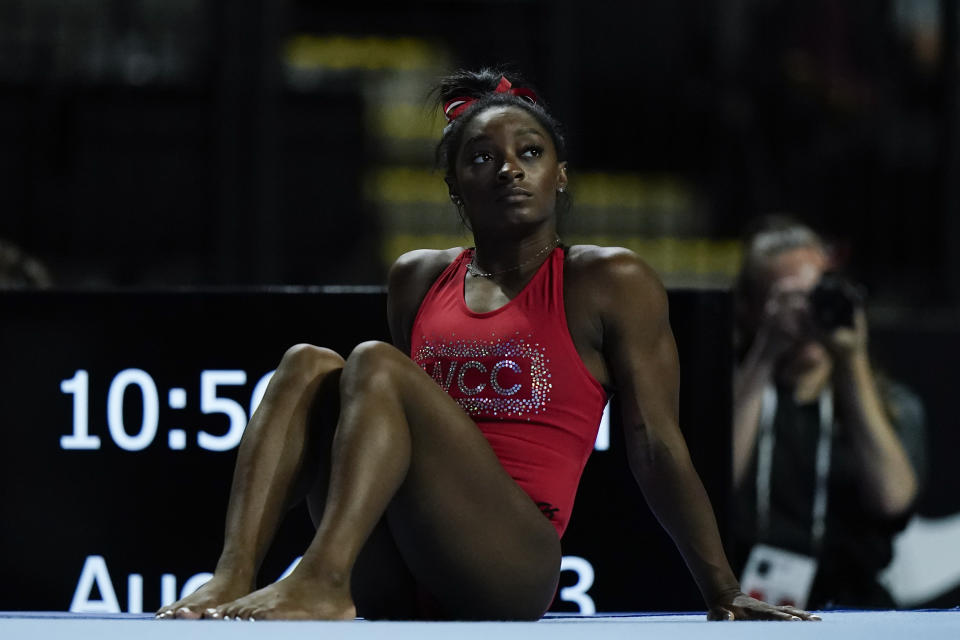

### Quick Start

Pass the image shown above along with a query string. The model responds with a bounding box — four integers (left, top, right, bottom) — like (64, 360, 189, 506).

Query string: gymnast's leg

(211, 340, 562, 621)
(156, 344, 345, 619)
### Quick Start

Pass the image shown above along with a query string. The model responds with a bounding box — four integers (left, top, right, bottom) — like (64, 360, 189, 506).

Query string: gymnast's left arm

(595, 251, 819, 621)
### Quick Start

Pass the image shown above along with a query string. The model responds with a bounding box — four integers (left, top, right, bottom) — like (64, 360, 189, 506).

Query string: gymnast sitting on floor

(157, 67, 818, 622)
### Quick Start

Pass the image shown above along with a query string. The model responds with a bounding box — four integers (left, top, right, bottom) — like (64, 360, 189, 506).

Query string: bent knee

(345, 341, 407, 370)
(342, 341, 412, 390)
(278, 343, 345, 382)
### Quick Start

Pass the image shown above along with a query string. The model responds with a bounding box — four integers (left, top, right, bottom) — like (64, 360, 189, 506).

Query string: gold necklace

(466, 236, 561, 278)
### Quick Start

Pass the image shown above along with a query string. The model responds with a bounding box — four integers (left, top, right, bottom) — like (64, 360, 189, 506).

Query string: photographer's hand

(823, 308, 868, 362)
(828, 309, 918, 517)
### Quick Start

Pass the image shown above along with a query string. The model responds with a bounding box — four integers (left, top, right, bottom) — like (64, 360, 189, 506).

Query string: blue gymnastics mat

(1, 610, 959, 640)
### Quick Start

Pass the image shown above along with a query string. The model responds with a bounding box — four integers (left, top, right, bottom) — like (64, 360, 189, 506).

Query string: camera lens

(809, 272, 863, 330)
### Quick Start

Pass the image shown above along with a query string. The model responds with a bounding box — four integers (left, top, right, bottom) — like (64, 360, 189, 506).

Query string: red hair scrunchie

(442, 76, 539, 123)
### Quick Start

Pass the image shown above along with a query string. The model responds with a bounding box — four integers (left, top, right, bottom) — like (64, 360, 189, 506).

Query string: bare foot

(205, 576, 356, 621)
(155, 573, 254, 619)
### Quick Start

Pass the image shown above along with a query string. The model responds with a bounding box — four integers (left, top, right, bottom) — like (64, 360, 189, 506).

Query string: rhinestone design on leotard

(413, 331, 553, 419)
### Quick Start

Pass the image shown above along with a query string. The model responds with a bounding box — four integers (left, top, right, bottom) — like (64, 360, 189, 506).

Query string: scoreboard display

(0, 288, 732, 614)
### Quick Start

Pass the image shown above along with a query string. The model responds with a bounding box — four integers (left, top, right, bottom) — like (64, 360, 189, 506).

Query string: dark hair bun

(435, 67, 535, 109)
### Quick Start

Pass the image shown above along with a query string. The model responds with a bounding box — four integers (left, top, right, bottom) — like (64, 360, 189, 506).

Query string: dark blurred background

(1, 0, 957, 309)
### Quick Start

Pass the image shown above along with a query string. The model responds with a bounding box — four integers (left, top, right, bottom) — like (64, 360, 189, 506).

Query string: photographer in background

(731, 216, 926, 609)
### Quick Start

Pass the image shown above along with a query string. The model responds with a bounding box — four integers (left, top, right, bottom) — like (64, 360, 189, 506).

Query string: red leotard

(409, 247, 607, 537)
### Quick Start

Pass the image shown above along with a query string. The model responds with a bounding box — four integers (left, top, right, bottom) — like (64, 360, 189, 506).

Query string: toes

(219, 603, 246, 621)
(174, 607, 202, 620)
(159, 605, 181, 618)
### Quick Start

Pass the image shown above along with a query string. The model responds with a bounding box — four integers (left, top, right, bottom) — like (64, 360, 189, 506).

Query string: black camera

(809, 272, 865, 330)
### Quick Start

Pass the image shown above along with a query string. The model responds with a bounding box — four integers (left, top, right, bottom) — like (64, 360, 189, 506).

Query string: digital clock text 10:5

(59, 369, 275, 451)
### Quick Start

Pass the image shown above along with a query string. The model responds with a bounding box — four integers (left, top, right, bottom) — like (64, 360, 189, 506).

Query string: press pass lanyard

(756, 385, 834, 552)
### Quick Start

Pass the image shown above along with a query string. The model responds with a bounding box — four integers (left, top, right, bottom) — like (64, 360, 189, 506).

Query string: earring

(450, 194, 463, 205)
(558, 187, 566, 193)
